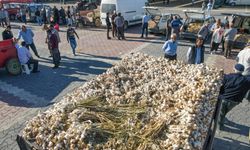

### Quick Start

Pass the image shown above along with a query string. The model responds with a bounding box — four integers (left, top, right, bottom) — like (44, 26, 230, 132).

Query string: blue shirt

(171, 19, 182, 29)
(17, 29, 34, 44)
(142, 15, 150, 24)
(195, 47, 202, 64)
(162, 40, 177, 56)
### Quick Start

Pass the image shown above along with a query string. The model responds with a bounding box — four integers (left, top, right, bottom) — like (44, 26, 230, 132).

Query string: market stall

(17, 53, 223, 150)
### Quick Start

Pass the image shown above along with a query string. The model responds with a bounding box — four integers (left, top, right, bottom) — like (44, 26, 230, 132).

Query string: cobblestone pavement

(0, 9, 249, 150)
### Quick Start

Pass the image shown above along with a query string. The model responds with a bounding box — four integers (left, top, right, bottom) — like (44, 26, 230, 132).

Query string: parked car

(231, 13, 250, 48)
(143, 6, 182, 34)
(226, 0, 250, 6)
(180, 10, 215, 40)
(76, 2, 101, 27)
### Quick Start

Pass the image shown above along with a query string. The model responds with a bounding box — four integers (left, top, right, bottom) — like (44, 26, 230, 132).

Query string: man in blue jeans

(141, 13, 150, 38)
(67, 24, 79, 56)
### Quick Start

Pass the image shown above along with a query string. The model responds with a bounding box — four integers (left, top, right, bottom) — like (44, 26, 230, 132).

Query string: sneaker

(210, 51, 214, 55)
(107, 37, 111, 39)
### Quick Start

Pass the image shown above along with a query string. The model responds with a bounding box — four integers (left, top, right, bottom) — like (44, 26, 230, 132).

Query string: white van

(227, 0, 250, 6)
(100, 0, 147, 29)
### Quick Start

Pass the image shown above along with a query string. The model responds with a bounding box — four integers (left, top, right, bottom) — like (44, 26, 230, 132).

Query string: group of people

(105, 11, 125, 40)
(0, 8, 9, 27)
(35, 5, 76, 27)
(1, 21, 80, 73)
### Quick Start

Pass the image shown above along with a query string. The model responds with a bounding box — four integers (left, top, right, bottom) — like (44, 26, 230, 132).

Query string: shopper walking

(141, 12, 150, 38)
(223, 23, 237, 58)
(162, 34, 178, 60)
(67, 24, 79, 56)
(17, 25, 40, 58)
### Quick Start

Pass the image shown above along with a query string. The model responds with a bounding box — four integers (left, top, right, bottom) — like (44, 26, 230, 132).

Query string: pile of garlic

(23, 53, 223, 150)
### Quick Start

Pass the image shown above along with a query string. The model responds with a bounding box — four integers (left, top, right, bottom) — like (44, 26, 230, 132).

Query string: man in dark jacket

(218, 64, 250, 129)
(106, 12, 111, 39)
(2, 25, 13, 40)
(187, 36, 205, 64)
(53, 6, 59, 24)
(48, 29, 60, 68)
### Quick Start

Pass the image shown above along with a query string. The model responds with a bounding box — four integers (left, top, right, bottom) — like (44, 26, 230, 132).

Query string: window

(242, 17, 250, 31)
(101, 4, 116, 13)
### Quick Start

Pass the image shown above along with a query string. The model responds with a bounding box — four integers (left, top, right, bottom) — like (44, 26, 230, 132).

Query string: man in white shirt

(15, 40, 39, 73)
(236, 44, 250, 76)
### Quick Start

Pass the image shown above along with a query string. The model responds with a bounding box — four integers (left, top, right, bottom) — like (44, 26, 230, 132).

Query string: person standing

(170, 16, 183, 39)
(46, 7, 51, 24)
(15, 40, 39, 73)
(236, 44, 250, 76)
(141, 12, 150, 38)
(162, 34, 178, 60)
(53, 6, 59, 24)
(0, 8, 6, 27)
(223, 23, 237, 58)
(187, 36, 205, 64)
(105, 12, 111, 39)
(218, 64, 250, 129)
(59, 7, 66, 25)
(2, 25, 13, 40)
(198, 22, 209, 40)
(20, 6, 27, 24)
(35, 8, 42, 26)
(207, 1, 213, 17)
(165, 16, 173, 40)
(4, 9, 9, 26)
(210, 23, 224, 54)
(67, 24, 79, 56)
(17, 25, 40, 58)
(48, 29, 61, 69)
(114, 12, 125, 40)
(66, 6, 72, 26)
(111, 11, 117, 38)
(71, 6, 76, 24)
(41, 8, 47, 24)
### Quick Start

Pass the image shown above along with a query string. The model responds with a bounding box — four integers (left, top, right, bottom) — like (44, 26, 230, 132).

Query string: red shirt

(54, 24, 59, 31)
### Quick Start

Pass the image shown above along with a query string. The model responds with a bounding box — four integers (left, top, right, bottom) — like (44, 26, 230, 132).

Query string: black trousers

(164, 54, 177, 60)
(107, 25, 111, 38)
(27, 59, 38, 72)
(26, 42, 39, 57)
(210, 42, 220, 52)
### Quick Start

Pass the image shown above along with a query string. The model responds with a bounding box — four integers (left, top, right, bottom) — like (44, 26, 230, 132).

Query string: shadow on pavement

(213, 137, 250, 150)
(220, 118, 249, 137)
(0, 55, 113, 108)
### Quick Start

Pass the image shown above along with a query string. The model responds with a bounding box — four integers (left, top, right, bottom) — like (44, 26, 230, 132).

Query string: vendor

(218, 64, 250, 130)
